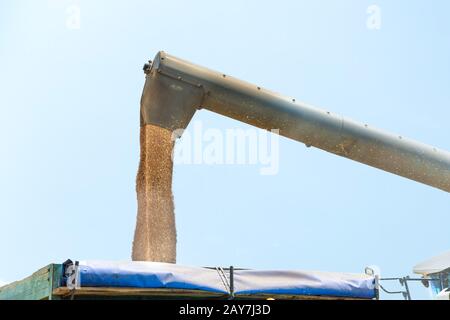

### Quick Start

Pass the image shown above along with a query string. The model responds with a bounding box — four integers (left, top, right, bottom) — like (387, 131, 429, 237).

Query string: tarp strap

(215, 267, 231, 296)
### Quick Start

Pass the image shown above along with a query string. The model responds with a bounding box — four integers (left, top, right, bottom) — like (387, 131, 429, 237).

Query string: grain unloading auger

(141, 51, 450, 193)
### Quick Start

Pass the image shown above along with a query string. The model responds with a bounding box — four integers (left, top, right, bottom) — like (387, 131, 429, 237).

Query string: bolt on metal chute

(140, 51, 450, 193)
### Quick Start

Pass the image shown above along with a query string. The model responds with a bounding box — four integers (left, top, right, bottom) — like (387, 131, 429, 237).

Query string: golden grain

(132, 124, 176, 263)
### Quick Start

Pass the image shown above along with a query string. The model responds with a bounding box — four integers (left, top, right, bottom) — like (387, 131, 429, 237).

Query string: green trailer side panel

(0, 264, 62, 300)
(50, 264, 64, 300)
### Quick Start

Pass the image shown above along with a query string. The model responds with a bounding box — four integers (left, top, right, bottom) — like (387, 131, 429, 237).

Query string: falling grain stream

(132, 124, 176, 263)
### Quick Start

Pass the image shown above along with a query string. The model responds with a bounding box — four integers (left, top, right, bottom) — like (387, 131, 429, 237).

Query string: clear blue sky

(1, 0, 449, 299)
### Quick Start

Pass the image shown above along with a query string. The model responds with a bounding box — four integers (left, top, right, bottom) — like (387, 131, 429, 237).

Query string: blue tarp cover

(74, 260, 375, 299)
(77, 261, 228, 294)
(233, 269, 375, 298)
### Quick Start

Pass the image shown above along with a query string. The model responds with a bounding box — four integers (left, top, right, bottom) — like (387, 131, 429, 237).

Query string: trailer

(0, 260, 377, 300)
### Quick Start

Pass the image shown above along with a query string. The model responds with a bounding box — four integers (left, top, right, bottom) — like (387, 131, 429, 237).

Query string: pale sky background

(1, 0, 449, 300)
